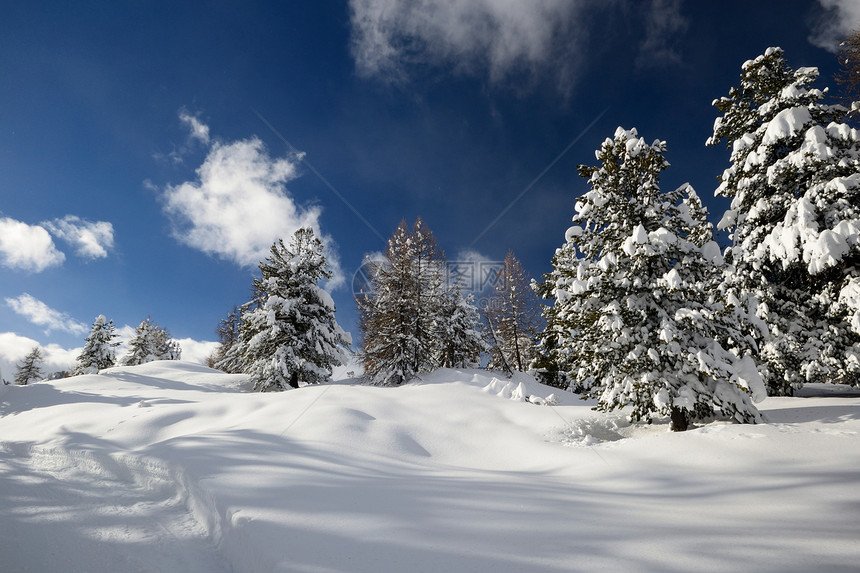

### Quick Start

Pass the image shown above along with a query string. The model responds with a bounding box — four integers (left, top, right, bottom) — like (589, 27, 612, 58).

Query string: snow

(761, 107, 811, 147)
(2, 361, 859, 572)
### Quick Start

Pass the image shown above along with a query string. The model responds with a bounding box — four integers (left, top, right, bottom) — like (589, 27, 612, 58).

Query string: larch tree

(75, 315, 119, 374)
(123, 317, 182, 366)
(358, 218, 447, 384)
(836, 26, 860, 117)
(484, 250, 540, 373)
(708, 47, 860, 394)
(540, 127, 765, 428)
(237, 228, 351, 392)
(14, 346, 44, 385)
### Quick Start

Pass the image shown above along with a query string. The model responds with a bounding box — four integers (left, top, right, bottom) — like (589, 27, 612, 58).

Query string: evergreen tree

(484, 250, 540, 372)
(708, 47, 860, 393)
(75, 315, 119, 374)
(358, 218, 447, 384)
(540, 127, 765, 427)
(207, 306, 244, 373)
(237, 228, 351, 392)
(123, 317, 182, 366)
(437, 286, 487, 368)
(14, 346, 44, 385)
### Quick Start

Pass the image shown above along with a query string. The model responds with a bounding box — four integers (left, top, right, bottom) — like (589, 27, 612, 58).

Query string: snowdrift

(1, 362, 859, 572)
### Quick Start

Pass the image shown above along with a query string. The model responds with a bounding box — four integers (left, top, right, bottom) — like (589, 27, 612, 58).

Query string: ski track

(0, 444, 233, 573)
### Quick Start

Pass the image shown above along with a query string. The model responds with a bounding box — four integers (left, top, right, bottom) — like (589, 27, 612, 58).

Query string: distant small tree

(207, 306, 244, 373)
(123, 317, 182, 366)
(484, 251, 541, 372)
(15, 346, 44, 385)
(75, 315, 119, 374)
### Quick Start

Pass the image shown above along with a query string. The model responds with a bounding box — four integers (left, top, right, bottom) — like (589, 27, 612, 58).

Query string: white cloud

(636, 0, 688, 69)
(179, 110, 211, 145)
(0, 217, 65, 272)
(0, 332, 81, 380)
(161, 128, 344, 288)
(5, 294, 88, 336)
(348, 0, 591, 92)
(42, 215, 114, 259)
(810, 0, 860, 52)
(174, 338, 219, 365)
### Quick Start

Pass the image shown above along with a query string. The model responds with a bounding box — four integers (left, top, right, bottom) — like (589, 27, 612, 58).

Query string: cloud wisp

(810, 0, 860, 52)
(0, 217, 65, 272)
(349, 0, 592, 93)
(636, 0, 689, 70)
(42, 215, 115, 259)
(5, 293, 88, 336)
(179, 110, 211, 146)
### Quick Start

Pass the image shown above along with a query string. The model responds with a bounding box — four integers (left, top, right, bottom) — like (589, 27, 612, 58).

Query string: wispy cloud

(179, 109, 211, 145)
(636, 0, 689, 70)
(160, 117, 344, 288)
(348, 0, 593, 93)
(0, 217, 65, 272)
(810, 0, 860, 52)
(42, 215, 114, 259)
(5, 293, 88, 336)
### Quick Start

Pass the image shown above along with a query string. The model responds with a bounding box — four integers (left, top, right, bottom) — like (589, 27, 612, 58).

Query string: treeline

(10, 316, 181, 385)
(31, 44, 856, 433)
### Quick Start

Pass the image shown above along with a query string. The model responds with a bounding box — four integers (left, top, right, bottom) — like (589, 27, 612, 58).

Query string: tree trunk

(670, 406, 688, 432)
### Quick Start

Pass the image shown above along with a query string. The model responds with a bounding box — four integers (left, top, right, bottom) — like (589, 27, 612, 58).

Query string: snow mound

(554, 414, 665, 446)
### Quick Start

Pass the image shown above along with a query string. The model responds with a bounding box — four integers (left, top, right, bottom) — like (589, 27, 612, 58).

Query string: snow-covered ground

(1, 362, 858, 573)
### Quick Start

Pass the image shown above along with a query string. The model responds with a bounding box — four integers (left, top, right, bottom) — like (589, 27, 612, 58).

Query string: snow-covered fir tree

(539, 127, 765, 428)
(123, 317, 182, 366)
(358, 218, 447, 384)
(237, 228, 351, 392)
(437, 285, 487, 369)
(708, 47, 860, 393)
(484, 250, 540, 373)
(74, 315, 119, 374)
(14, 346, 44, 385)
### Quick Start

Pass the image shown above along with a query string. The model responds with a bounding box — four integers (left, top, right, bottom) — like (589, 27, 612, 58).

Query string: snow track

(0, 444, 233, 573)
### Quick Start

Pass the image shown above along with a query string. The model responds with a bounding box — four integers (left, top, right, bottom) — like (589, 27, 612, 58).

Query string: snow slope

(1, 362, 858, 572)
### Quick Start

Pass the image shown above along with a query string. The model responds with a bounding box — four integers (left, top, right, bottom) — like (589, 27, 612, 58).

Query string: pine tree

(75, 315, 119, 374)
(708, 47, 860, 393)
(123, 317, 182, 366)
(358, 218, 447, 384)
(237, 228, 351, 392)
(14, 346, 44, 385)
(540, 127, 765, 427)
(484, 250, 540, 372)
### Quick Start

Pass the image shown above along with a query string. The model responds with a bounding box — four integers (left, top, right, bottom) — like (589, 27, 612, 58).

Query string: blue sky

(1, 0, 857, 377)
